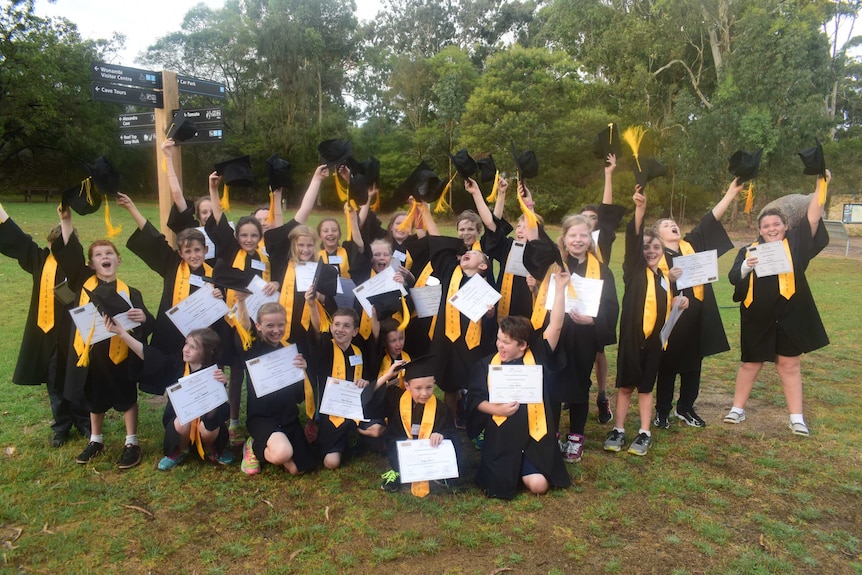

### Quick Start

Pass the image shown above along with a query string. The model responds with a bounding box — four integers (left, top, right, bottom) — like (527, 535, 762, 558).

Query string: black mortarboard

(85, 156, 122, 196)
(510, 141, 539, 179)
(592, 123, 622, 165)
(728, 149, 763, 183)
(348, 173, 370, 206)
(476, 155, 497, 183)
(396, 161, 446, 204)
(356, 156, 380, 187)
(266, 154, 293, 192)
(798, 139, 826, 177)
(84, 285, 131, 318)
(449, 148, 477, 179)
(313, 257, 339, 297)
(214, 155, 254, 187)
(367, 290, 404, 320)
(211, 260, 253, 294)
(633, 157, 667, 188)
(317, 139, 352, 168)
(402, 354, 438, 381)
(166, 109, 198, 142)
(61, 182, 101, 215)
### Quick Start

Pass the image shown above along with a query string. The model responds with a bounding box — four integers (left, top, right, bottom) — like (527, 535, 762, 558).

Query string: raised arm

(633, 187, 646, 235)
(602, 153, 616, 204)
(346, 204, 364, 253)
(59, 205, 74, 244)
(116, 192, 147, 230)
(358, 185, 377, 228)
(466, 178, 497, 232)
(208, 171, 224, 223)
(492, 178, 509, 219)
(544, 271, 569, 352)
(271, 188, 284, 228)
(162, 139, 188, 213)
(0, 202, 7, 224)
(711, 178, 744, 222)
(418, 201, 440, 236)
(808, 169, 831, 236)
(295, 165, 329, 225)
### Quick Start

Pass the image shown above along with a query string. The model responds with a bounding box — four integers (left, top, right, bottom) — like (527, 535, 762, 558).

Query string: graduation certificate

(166, 284, 229, 337)
(543, 273, 604, 317)
(166, 365, 228, 426)
(319, 377, 368, 421)
(448, 274, 502, 322)
(243, 275, 279, 323)
(245, 344, 305, 398)
(751, 241, 793, 277)
(673, 249, 719, 290)
(503, 241, 529, 277)
(396, 439, 459, 483)
(409, 284, 442, 318)
(353, 266, 408, 316)
(69, 300, 140, 346)
(488, 364, 544, 404)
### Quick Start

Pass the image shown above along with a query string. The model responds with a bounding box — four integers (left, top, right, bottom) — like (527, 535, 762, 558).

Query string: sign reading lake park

(177, 75, 227, 99)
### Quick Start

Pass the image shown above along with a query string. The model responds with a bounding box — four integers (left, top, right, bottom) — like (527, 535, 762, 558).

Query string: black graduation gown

(661, 212, 732, 369)
(482, 216, 534, 320)
(166, 201, 201, 235)
(383, 385, 458, 474)
(466, 339, 570, 500)
(728, 217, 829, 362)
(616, 219, 669, 389)
(594, 203, 625, 263)
(358, 210, 429, 274)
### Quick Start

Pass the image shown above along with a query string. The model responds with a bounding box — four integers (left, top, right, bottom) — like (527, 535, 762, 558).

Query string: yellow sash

(444, 267, 481, 349)
(643, 268, 672, 340)
(359, 269, 377, 339)
(659, 241, 703, 301)
(320, 246, 350, 279)
(399, 390, 436, 497)
(37, 254, 58, 332)
(73, 276, 130, 366)
(172, 262, 213, 306)
(329, 340, 362, 427)
(489, 350, 546, 440)
(182, 363, 206, 459)
(379, 351, 411, 389)
(743, 240, 795, 307)
(225, 248, 270, 325)
(531, 254, 599, 329)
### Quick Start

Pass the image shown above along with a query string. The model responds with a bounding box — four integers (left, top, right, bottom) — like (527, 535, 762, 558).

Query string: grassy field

(0, 198, 860, 574)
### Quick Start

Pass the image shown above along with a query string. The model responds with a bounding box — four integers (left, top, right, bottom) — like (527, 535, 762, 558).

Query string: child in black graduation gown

(724, 173, 831, 436)
(604, 189, 688, 457)
(0, 203, 89, 446)
(466, 272, 572, 500)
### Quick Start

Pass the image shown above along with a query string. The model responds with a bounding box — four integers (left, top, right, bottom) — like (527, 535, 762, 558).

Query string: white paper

(319, 376, 368, 421)
(353, 266, 409, 317)
(166, 365, 229, 426)
(751, 241, 793, 277)
(245, 344, 306, 398)
(504, 241, 529, 277)
(294, 261, 318, 292)
(660, 297, 686, 348)
(396, 439, 459, 484)
(488, 364, 544, 404)
(195, 226, 216, 260)
(243, 275, 279, 324)
(591, 229, 600, 247)
(673, 249, 719, 290)
(334, 277, 357, 310)
(166, 284, 230, 337)
(409, 284, 442, 318)
(447, 275, 502, 323)
(69, 295, 140, 346)
(543, 273, 604, 317)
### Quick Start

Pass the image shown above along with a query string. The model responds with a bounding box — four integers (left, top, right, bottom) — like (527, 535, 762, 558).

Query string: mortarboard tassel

(622, 126, 647, 173)
(344, 200, 358, 242)
(235, 320, 253, 351)
(485, 171, 500, 203)
(104, 198, 122, 239)
(266, 192, 276, 227)
(744, 181, 754, 214)
(76, 318, 97, 367)
(433, 173, 458, 214)
(397, 295, 410, 331)
(817, 176, 828, 207)
(317, 300, 331, 333)
(220, 184, 231, 212)
(397, 201, 419, 234)
(371, 192, 380, 212)
(333, 172, 349, 203)
(517, 185, 538, 229)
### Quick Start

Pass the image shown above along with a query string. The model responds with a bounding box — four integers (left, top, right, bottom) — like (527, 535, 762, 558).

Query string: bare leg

(90, 412, 105, 438)
(522, 473, 550, 494)
(775, 355, 803, 414)
(614, 387, 633, 429)
(173, 419, 192, 451)
(123, 403, 138, 436)
(638, 392, 653, 432)
(595, 352, 609, 395)
(732, 362, 764, 409)
(323, 451, 342, 470)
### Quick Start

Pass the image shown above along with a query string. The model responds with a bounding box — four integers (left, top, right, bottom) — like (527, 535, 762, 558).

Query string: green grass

(1, 198, 862, 574)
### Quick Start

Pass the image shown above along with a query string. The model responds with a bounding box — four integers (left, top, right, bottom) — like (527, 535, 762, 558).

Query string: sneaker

(627, 432, 652, 456)
(472, 431, 484, 451)
(51, 431, 69, 448)
(596, 397, 613, 424)
(117, 444, 142, 469)
(75, 441, 105, 464)
(228, 423, 246, 447)
(209, 449, 236, 465)
(675, 408, 706, 428)
(654, 411, 670, 429)
(603, 429, 626, 452)
(563, 434, 584, 463)
(380, 469, 400, 492)
(789, 421, 810, 437)
(158, 449, 189, 471)
(241, 437, 260, 475)
(723, 410, 746, 424)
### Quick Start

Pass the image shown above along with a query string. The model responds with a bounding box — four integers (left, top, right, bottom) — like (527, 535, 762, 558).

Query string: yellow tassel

(744, 181, 754, 214)
(344, 201, 358, 242)
(220, 184, 230, 212)
(433, 174, 457, 214)
(82, 178, 94, 205)
(76, 318, 96, 368)
(334, 172, 349, 202)
(397, 295, 410, 331)
(317, 300, 331, 333)
(235, 320, 253, 351)
(104, 198, 122, 239)
(266, 192, 276, 227)
(622, 126, 647, 173)
(397, 202, 418, 234)
(517, 184, 538, 229)
(485, 171, 500, 203)
(818, 176, 828, 207)
(371, 193, 380, 211)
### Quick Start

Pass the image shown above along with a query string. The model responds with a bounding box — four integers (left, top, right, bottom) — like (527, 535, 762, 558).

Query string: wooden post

(155, 70, 181, 246)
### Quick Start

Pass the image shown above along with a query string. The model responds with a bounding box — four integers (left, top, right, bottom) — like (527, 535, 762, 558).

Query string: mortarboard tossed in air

(798, 138, 829, 206)
(61, 182, 101, 216)
(84, 156, 123, 237)
(265, 153, 292, 225)
(449, 148, 478, 179)
(592, 123, 622, 165)
(476, 155, 501, 202)
(510, 141, 539, 180)
(166, 109, 198, 143)
(214, 155, 254, 212)
(396, 161, 446, 205)
(317, 139, 352, 168)
(729, 148, 763, 214)
(633, 157, 667, 189)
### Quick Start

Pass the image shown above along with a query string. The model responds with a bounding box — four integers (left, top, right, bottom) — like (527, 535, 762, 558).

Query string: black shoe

(596, 397, 613, 424)
(653, 411, 670, 429)
(51, 431, 69, 448)
(117, 444, 142, 469)
(380, 470, 401, 492)
(76, 441, 105, 464)
(675, 408, 706, 428)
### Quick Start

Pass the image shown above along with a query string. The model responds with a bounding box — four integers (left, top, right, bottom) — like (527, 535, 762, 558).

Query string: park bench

(22, 187, 58, 203)
(824, 220, 850, 257)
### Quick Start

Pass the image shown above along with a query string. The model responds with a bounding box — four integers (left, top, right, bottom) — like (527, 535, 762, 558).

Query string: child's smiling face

(405, 376, 435, 404)
(256, 312, 286, 346)
(89, 245, 120, 281)
(642, 236, 664, 269)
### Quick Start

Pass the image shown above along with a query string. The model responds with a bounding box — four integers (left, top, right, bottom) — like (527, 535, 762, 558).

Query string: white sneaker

(789, 421, 810, 437)
(723, 410, 746, 424)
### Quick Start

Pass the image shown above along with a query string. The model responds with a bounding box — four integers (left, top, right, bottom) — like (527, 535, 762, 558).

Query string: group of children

(1, 135, 831, 499)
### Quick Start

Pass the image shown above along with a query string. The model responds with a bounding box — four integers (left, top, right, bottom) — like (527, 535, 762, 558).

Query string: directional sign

(173, 107, 224, 126)
(119, 131, 157, 146)
(177, 75, 226, 99)
(181, 127, 225, 145)
(118, 113, 156, 129)
(91, 62, 162, 89)
(93, 83, 163, 108)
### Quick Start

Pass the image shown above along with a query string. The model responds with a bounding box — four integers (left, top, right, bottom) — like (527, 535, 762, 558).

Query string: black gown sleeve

(166, 202, 200, 235)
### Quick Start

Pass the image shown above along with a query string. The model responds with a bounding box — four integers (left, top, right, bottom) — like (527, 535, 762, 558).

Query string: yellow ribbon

(643, 268, 671, 340)
(73, 276, 130, 366)
(225, 248, 270, 327)
(399, 390, 436, 497)
(743, 239, 795, 307)
(37, 254, 58, 332)
(817, 176, 828, 207)
(181, 363, 206, 459)
(444, 267, 481, 349)
(329, 340, 362, 427)
(172, 262, 213, 307)
(489, 350, 546, 440)
(266, 192, 276, 227)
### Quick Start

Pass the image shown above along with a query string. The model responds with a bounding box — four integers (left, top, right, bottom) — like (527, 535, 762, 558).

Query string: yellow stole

(488, 350, 546, 440)
(444, 267, 481, 349)
(359, 269, 377, 339)
(743, 239, 795, 308)
(329, 340, 362, 427)
(37, 254, 58, 332)
(659, 241, 703, 301)
(320, 246, 350, 279)
(531, 254, 599, 329)
(172, 262, 214, 306)
(183, 363, 206, 459)
(399, 390, 437, 497)
(379, 351, 411, 389)
(279, 260, 312, 341)
(73, 276, 130, 367)
(643, 268, 672, 340)
(225, 248, 270, 324)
